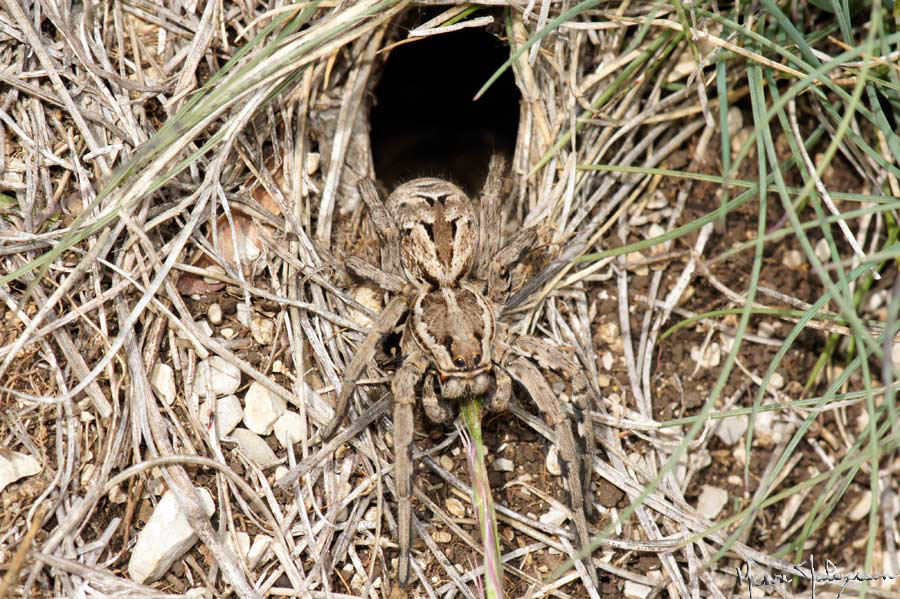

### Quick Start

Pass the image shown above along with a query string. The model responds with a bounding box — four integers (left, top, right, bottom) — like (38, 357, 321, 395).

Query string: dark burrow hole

(370, 16, 520, 196)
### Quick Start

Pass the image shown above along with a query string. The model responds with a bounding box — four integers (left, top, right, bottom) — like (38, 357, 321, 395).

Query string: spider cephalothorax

(321, 156, 597, 587)
(387, 178, 477, 287)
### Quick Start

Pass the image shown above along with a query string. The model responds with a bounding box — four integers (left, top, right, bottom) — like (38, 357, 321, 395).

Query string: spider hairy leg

(320, 295, 409, 441)
(506, 357, 598, 586)
(392, 351, 429, 586)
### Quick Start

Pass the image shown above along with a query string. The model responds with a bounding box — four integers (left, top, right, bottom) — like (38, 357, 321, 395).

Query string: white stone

(814, 238, 831, 262)
(757, 321, 777, 338)
(236, 303, 251, 328)
(849, 490, 872, 521)
(493, 458, 514, 472)
(151, 364, 176, 406)
(696, 485, 729, 519)
(783, 249, 804, 269)
(305, 152, 320, 175)
(716, 416, 748, 445)
(349, 285, 382, 328)
(207, 303, 223, 325)
(230, 428, 279, 469)
(601, 351, 614, 371)
(247, 534, 272, 569)
(227, 531, 250, 560)
(539, 507, 567, 527)
(432, 530, 452, 543)
(546, 445, 561, 476)
(690, 342, 721, 369)
(647, 223, 666, 239)
(274, 466, 289, 481)
(726, 106, 744, 132)
(251, 315, 275, 345)
(274, 411, 304, 448)
(195, 356, 241, 398)
(767, 372, 785, 390)
(199, 395, 243, 436)
(624, 580, 652, 599)
(221, 327, 235, 340)
(128, 487, 215, 584)
(439, 455, 454, 471)
(243, 382, 285, 436)
(109, 484, 128, 504)
(0, 449, 41, 493)
(446, 497, 466, 519)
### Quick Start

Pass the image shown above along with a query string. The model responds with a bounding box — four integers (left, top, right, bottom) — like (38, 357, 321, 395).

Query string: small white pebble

(273, 411, 304, 448)
(546, 445, 561, 476)
(231, 428, 279, 469)
(251, 315, 275, 345)
(432, 531, 452, 543)
(493, 458, 514, 472)
(208, 303, 223, 325)
(0, 450, 41, 494)
(195, 356, 241, 398)
(151, 363, 176, 406)
(767, 372, 785, 390)
(849, 490, 872, 521)
(439, 455, 454, 471)
(199, 395, 243, 436)
(243, 382, 286, 436)
(690, 342, 721, 369)
(783, 249, 804, 269)
(601, 351, 614, 371)
(696, 485, 729, 519)
(236, 303, 251, 328)
(539, 507, 567, 527)
(814, 238, 831, 262)
(247, 535, 272, 569)
(716, 416, 748, 446)
(446, 497, 466, 519)
(108, 484, 128, 504)
(726, 106, 744, 132)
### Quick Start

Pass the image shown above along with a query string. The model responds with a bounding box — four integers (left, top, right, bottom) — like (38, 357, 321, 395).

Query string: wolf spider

(322, 156, 596, 585)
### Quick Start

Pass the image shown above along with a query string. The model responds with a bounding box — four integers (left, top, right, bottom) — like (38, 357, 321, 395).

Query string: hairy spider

(322, 156, 596, 586)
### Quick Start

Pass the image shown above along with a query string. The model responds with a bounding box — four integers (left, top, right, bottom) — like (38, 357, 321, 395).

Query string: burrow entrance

(370, 18, 520, 196)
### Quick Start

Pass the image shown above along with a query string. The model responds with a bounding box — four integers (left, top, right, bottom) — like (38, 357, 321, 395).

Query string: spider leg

(477, 154, 506, 278)
(484, 367, 511, 413)
(358, 178, 402, 276)
(422, 372, 454, 424)
(506, 356, 597, 586)
(392, 351, 429, 586)
(320, 295, 409, 441)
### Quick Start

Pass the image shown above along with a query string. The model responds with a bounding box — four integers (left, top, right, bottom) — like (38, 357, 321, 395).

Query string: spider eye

(453, 357, 465, 368)
(473, 353, 482, 364)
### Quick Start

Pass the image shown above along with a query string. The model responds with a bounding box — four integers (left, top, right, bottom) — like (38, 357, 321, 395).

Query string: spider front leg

(358, 178, 402, 276)
(392, 351, 430, 586)
(320, 295, 409, 441)
(505, 353, 597, 586)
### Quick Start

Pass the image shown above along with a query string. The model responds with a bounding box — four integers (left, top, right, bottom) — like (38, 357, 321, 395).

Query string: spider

(322, 156, 596, 586)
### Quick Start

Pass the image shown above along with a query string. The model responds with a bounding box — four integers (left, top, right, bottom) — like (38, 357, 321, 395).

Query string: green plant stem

(460, 398, 504, 599)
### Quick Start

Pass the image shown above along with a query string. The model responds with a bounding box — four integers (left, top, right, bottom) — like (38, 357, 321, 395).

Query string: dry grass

(2, 1, 899, 599)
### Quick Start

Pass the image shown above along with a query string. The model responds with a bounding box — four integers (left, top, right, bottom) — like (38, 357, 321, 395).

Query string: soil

(1, 101, 882, 599)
